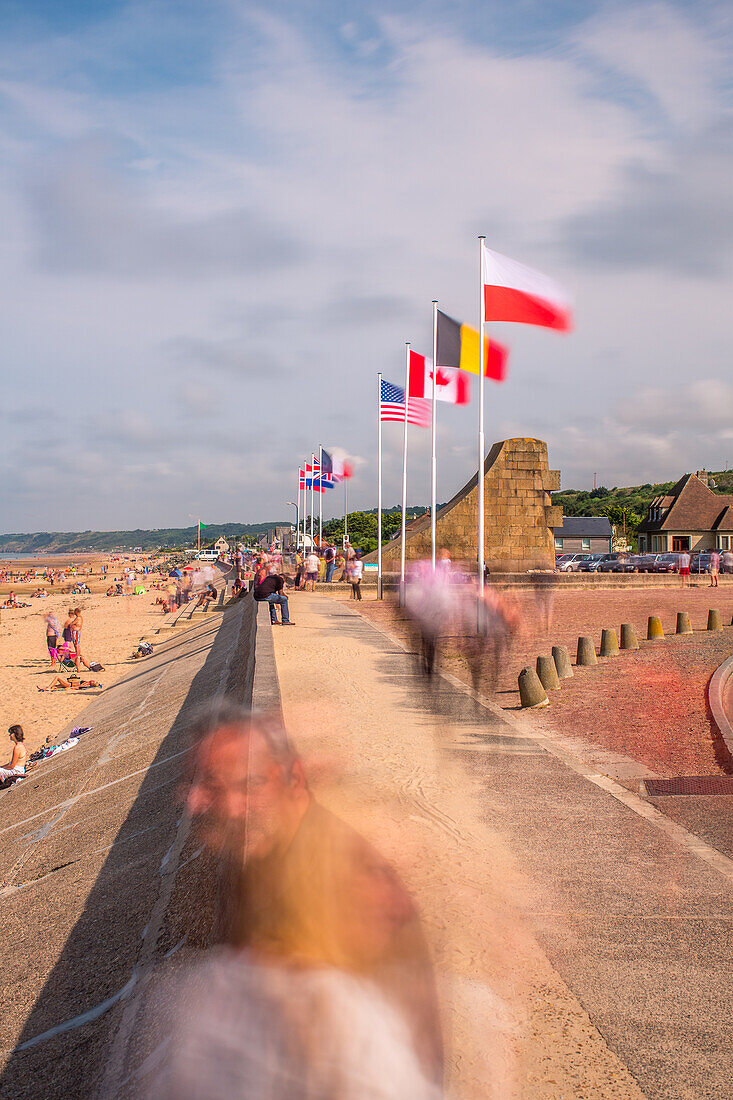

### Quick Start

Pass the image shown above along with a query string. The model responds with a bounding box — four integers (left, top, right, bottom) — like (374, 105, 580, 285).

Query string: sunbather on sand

(37, 676, 103, 692)
(0, 725, 27, 782)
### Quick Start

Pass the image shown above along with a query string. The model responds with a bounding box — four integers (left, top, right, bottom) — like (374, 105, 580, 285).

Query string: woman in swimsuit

(0, 725, 27, 782)
(37, 677, 103, 692)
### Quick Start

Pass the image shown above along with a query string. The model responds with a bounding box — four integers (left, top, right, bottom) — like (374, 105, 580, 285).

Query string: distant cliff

(0, 523, 288, 555)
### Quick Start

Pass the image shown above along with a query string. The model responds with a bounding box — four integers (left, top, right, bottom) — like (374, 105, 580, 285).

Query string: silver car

(556, 553, 591, 572)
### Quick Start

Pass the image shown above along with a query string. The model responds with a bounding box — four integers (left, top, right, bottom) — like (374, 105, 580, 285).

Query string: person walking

(723, 548, 733, 576)
(305, 549, 320, 592)
(234, 546, 244, 582)
(349, 552, 364, 601)
(679, 548, 691, 587)
(709, 548, 720, 588)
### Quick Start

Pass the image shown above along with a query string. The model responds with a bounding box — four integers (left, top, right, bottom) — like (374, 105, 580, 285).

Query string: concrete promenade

(273, 593, 733, 1099)
(0, 596, 256, 1099)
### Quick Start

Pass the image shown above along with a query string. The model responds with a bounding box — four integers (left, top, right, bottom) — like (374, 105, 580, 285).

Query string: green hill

(0, 522, 290, 555)
(552, 469, 733, 538)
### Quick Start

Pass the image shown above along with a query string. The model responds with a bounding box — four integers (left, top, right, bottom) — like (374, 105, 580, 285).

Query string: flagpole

(478, 236, 486, 620)
(400, 342, 410, 604)
(310, 452, 315, 551)
(344, 477, 348, 544)
(430, 300, 438, 571)
(197, 519, 200, 555)
(318, 444, 323, 547)
(377, 372, 383, 600)
(296, 474, 301, 551)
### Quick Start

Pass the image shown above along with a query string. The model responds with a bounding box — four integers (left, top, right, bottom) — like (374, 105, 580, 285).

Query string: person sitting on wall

(253, 567, 295, 626)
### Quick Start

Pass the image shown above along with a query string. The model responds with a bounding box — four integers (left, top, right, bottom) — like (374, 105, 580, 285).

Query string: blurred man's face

(187, 725, 302, 861)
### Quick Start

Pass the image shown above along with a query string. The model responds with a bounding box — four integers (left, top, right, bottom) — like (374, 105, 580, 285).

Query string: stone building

(379, 437, 561, 572)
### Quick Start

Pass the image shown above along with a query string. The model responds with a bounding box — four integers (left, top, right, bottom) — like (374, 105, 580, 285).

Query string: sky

(1, 0, 731, 532)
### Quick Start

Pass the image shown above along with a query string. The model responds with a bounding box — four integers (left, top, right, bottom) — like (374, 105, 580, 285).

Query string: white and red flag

(483, 247, 573, 332)
(408, 350, 470, 405)
(322, 449, 354, 480)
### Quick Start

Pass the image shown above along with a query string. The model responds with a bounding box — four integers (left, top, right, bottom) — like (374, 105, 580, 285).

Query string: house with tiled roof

(637, 470, 733, 554)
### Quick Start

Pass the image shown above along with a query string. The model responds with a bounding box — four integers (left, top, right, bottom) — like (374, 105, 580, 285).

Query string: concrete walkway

(273, 594, 733, 1100)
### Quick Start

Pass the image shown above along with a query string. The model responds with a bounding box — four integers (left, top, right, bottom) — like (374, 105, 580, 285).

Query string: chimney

(696, 469, 709, 486)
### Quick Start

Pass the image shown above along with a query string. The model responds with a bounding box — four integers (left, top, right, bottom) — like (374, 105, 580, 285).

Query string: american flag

(380, 379, 431, 427)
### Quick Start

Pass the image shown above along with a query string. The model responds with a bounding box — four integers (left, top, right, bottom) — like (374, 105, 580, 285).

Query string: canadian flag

(408, 351, 470, 405)
(483, 246, 573, 331)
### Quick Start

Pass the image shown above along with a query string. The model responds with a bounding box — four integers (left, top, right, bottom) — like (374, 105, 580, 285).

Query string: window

(581, 537, 591, 551)
(555, 537, 564, 550)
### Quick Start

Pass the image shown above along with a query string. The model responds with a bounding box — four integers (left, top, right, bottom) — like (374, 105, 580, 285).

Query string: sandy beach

(0, 558, 169, 759)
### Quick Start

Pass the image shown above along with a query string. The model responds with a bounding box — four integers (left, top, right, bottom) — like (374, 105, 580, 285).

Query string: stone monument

(380, 437, 561, 572)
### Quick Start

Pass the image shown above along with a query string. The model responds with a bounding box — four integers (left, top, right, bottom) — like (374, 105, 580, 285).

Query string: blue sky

(1, 0, 731, 531)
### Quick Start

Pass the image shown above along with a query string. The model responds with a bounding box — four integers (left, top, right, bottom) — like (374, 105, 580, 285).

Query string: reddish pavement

(352, 583, 733, 778)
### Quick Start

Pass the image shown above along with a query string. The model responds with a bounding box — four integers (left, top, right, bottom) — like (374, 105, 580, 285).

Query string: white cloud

(0, 1, 731, 529)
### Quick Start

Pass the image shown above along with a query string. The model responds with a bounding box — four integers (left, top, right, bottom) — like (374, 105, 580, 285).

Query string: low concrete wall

(707, 656, 733, 770)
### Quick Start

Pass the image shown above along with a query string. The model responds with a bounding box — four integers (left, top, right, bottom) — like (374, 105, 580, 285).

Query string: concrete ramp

(0, 596, 257, 1100)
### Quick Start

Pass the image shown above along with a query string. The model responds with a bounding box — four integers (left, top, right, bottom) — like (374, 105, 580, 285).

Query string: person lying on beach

(37, 676, 103, 692)
(0, 725, 27, 782)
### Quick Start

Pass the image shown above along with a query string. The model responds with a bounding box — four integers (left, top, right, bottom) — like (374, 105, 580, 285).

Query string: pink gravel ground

(341, 584, 733, 778)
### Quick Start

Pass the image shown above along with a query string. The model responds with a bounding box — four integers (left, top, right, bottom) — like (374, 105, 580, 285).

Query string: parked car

(577, 553, 606, 572)
(556, 553, 591, 572)
(691, 551, 713, 574)
(597, 552, 639, 573)
(649, 553, 681, 573)
(637, 554, 661, 573)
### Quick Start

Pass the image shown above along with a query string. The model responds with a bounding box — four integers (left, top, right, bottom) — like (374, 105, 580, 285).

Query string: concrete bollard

(599, 628, 619, 657)
(552, 644, 574, 679)
(620, 623, 639, 650)
(647, 615, 664, 640)
(676, 611, 692, 635)
(576, 635, 597, 666)
(536, 654, 560, 691)
(707, 609, 722, 631)
(519, 666, 549, 708)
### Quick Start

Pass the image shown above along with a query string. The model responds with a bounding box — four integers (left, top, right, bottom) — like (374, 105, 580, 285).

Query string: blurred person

(348, 551, 364, 600)
(44, 612, 63, 669)
(305, 549, 319, 591)
(122, 704, 443, 1099)
(460, 585, 521, 696)
(723, 548, 733, 574)
(404, 561, 454, 679)
(709, 548, 720, 587)
(679, 548, 691, 587)
(530, 571, 557, 634)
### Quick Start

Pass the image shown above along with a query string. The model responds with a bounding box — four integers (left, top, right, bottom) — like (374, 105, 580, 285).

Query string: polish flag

(408, 351, 470, 404)
(483, 247, 573, 332)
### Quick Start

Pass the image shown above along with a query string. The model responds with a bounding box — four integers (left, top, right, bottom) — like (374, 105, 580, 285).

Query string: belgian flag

(436, 310, 507, 381)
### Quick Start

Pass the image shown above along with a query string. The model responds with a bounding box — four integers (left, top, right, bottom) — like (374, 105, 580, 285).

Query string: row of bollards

(518, 608, 730, 708)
